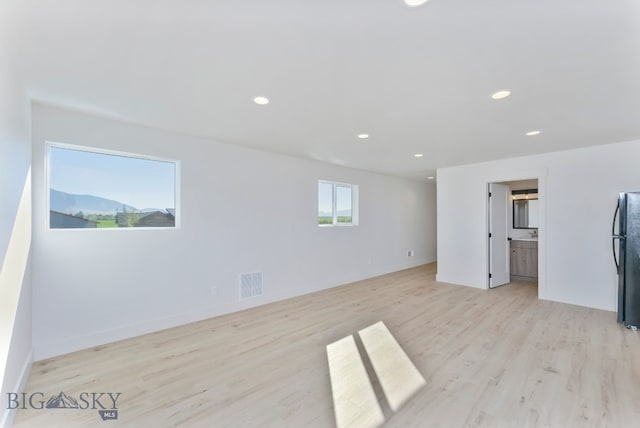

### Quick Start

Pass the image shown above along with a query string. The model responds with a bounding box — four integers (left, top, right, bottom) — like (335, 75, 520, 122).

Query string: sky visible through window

(336, 186, 352, 216)
(49, 146, 175, 210)
(319, 182, 333, 216)
(319, 181, 354, 225)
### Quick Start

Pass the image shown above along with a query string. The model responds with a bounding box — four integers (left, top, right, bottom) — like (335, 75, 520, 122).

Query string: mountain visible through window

(48, 144, 178, 229)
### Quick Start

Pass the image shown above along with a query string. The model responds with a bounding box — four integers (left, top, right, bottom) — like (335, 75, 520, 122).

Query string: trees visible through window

(48, 144, 178, 229)
(318, 180, 358, 226)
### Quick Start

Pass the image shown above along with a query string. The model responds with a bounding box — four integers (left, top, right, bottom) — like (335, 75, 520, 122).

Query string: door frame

(485, 172, 546, 300)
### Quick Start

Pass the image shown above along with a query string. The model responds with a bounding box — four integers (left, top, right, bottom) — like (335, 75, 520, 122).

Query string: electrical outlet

(407, 250, 414, 257)
(211, 286, 218, 297)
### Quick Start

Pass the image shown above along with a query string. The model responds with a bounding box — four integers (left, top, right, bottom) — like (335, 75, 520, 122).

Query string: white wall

(0, 21, 30, 283)
(0, 4, 33, 425)
(31, 103, 437, 360)
(437, 139, 640, 311)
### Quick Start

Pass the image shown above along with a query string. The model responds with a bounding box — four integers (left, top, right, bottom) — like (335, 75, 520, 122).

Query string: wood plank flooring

(14, 263, 640, 427)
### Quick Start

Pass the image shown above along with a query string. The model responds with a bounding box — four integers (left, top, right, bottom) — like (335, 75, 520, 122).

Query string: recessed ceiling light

(253, 96, 269, 105)
(526, 130, 541, 136)
(491, 90, 511, 100)
(427, 176, 435, 180)
(414, 153, 424, 158)
(404, 0, 429, 6)
(357, 134, 369, 139)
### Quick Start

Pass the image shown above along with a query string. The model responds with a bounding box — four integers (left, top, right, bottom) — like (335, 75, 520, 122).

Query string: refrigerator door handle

(612, 203, 621, 270)
(613, 235, 622, 270)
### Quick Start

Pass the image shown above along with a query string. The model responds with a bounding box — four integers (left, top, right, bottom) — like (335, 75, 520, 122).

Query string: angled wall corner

(0, 169, 33, 428)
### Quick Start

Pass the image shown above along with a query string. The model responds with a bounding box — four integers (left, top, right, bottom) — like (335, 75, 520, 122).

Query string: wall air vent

(239, 272, 263, 300)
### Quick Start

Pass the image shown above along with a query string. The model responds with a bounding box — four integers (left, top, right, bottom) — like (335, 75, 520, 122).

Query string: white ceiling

(5, 0, 640, 179)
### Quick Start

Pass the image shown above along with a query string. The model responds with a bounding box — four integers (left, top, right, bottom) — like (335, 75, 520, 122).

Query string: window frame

(45, 141, 181, 231)
(318, 180, 359, 227)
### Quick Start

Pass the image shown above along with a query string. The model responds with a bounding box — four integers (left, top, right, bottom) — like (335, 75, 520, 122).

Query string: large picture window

(47, 143, 178, 229)
(318, 180, 358, 226)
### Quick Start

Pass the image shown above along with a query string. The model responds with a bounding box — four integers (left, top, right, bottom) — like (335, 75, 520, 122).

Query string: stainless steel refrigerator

(612, 192, 640, 329)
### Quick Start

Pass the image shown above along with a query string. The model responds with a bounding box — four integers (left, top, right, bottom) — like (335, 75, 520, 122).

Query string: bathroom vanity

(510, 239, 538, 280)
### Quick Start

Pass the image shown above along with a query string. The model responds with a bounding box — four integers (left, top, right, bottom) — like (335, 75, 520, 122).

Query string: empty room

(1, 1, 640, 427)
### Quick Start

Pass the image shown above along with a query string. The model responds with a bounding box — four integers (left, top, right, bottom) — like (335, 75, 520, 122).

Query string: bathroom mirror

(512, 189, 539, 229)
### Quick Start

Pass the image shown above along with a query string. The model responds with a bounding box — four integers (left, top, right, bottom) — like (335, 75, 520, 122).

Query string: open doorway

(488, 179, 539, 289)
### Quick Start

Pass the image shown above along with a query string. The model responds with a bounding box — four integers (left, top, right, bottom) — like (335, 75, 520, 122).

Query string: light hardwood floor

(14, 264, 640, 427)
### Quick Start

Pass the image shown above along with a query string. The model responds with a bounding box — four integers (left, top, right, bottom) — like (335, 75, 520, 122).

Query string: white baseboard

(267, 257, 435, 303)
(538, 293, 615, 312)
(34, 260, 436, 361)
(435, 273, 486, 289)
(0, 349, 33, 428)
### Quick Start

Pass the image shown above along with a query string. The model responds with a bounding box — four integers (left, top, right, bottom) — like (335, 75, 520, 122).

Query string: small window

(318, 180, 358, 226)
(47, 143, 178, 229)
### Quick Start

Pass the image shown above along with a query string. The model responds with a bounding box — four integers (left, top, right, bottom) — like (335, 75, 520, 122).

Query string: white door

(489, 183, 509, 288)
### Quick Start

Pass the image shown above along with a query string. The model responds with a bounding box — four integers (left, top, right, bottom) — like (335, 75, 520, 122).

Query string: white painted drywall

(437, 139, 640, 311)
(0, 44, 30, 275)
(31, 104, 437, 360)
(0, 13, 33, 426)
